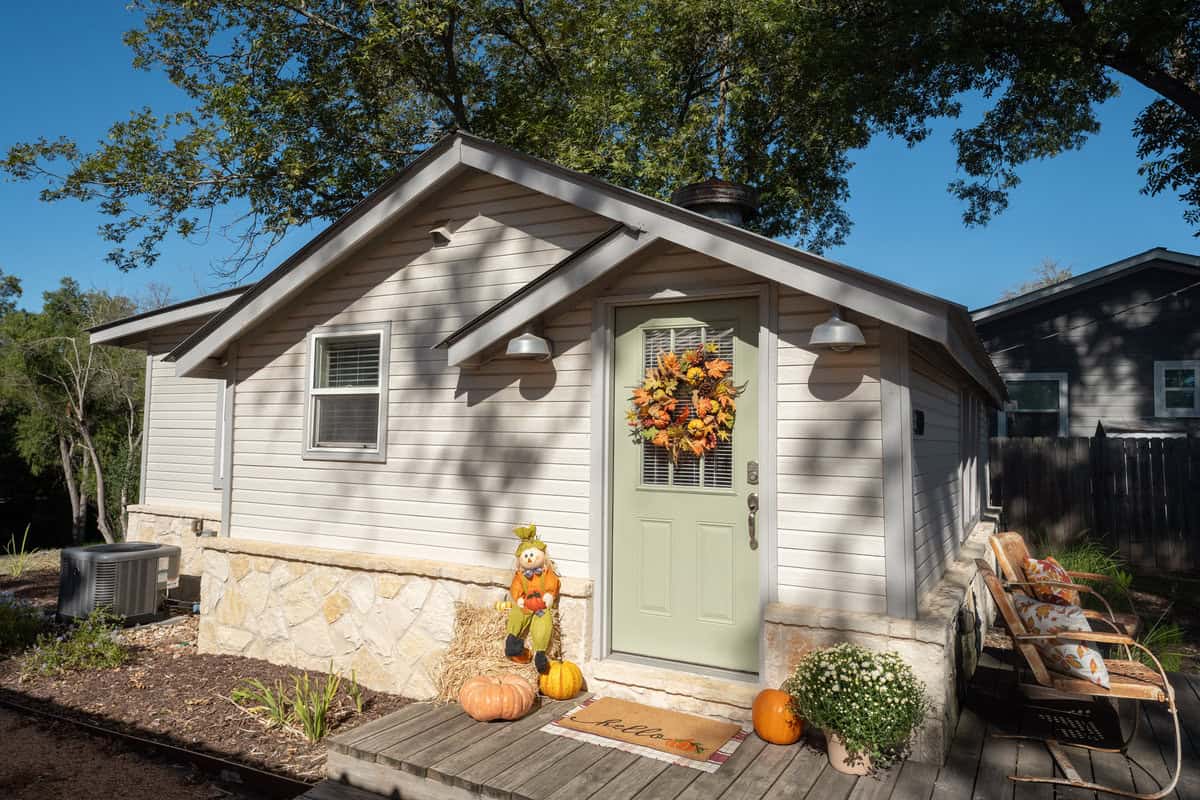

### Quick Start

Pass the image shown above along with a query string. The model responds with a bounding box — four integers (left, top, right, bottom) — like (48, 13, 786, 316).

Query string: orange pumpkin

(752, 689, 803, 745)
(538, 660, 584, 700)
(459, 674, 537, 721)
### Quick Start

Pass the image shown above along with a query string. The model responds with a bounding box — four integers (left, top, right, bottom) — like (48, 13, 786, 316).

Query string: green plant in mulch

(232, 662, 359, 743)
(0, 593, 45, 652)
(291, 669, 342, 743)
(784, 644, 930, 770)
(231, 678, 293, 729)
(3, 524, 35, 578)
(20, 609, 129, 679)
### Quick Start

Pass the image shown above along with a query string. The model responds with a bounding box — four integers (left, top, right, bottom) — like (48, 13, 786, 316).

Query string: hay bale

(434, 602, 562, 702)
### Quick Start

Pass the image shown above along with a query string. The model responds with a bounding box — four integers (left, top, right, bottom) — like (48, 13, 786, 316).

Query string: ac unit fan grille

(94, 561, 117, 606)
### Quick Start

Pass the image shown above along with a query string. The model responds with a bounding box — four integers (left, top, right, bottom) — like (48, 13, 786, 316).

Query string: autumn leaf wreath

(627, 341, 744, 462)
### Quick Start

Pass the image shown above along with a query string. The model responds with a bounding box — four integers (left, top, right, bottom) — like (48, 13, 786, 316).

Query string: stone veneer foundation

(196, 523, 994, 764)
(762, 521, 997, 764)
(126, 504, 220, 599)
(197, 538, 593, 700)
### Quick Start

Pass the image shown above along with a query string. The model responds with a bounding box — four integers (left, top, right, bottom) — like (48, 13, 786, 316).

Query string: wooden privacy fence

(989, 435, 1200, 572)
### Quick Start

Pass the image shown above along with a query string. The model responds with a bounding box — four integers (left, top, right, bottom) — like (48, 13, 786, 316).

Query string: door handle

(747, 492, 759, 550)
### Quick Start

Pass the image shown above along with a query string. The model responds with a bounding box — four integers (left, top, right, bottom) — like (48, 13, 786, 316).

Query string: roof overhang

(87, 286, 249, 349)
(167, 132, 1005, 402)
(972, 247, 1200, 324)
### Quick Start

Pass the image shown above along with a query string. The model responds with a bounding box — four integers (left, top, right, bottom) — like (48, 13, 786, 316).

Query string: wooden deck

(316, 653, 1200, 800)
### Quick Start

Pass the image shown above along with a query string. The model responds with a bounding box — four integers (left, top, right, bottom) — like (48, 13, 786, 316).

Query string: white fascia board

(89, 294, 242, 348)
(173, 141, 467, 377)
(459, 139, 950, 343)
(458, 139, 1003, 391)
(446, 228, 659, 366)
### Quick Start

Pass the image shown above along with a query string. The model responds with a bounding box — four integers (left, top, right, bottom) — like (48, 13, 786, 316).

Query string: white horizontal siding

(228, 170, 612, 576)
(144, 323, 222, 513)
(776, 289, 886, 613)
(910, 350, 962, 599)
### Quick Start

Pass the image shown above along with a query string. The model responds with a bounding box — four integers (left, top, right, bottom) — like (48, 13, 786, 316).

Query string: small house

(92, 133, 1003, 762)
(972, 248, 1200, 438)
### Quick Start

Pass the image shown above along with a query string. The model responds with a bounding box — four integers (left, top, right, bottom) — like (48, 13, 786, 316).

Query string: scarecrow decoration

(504, 524, 560, 674)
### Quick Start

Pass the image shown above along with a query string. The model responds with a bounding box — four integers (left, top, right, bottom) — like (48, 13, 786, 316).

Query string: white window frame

(302, 321, 391, 462)
(1154, 360, 1200, 418)
(997, 371, 1069, 437)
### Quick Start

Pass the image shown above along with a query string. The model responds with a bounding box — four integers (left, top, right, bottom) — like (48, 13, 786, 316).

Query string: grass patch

(21, 609, 129, 678)
(0, 593, 45, 652)
(3, 525, 35, 578)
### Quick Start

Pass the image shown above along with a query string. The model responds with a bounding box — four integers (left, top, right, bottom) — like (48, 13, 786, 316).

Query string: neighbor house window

(303, 322, 390, 462)
(1154, 360, 1200, 418)
(998, 372, 1068, 437)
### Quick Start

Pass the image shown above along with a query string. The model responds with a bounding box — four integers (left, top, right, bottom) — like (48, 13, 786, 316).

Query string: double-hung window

(1154, 360, 1200, 418)
(303, 322, 390, 462)
(998, 372, 1069, 437)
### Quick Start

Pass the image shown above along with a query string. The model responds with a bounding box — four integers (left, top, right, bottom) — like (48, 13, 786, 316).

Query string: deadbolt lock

(747, 460, 759, 486)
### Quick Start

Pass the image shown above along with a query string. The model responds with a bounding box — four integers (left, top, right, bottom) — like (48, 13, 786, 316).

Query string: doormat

(541, 696, 749, 773)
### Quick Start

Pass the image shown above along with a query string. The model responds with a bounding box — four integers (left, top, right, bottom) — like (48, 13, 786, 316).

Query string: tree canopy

(4, 1, 1199, 280)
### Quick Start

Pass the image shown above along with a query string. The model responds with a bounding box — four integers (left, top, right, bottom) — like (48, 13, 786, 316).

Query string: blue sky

(1, 2, 1196, 313)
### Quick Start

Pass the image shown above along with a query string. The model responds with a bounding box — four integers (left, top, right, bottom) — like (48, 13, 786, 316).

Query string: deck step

(296, 779, 386, 800)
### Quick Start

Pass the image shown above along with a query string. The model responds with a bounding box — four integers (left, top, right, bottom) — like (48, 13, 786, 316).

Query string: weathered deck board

(326, 661, 1194, 800)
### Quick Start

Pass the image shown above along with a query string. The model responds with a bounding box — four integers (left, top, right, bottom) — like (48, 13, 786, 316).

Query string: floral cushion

(1012, 594, 1110, 689)
(1023, 556, 1080, 605)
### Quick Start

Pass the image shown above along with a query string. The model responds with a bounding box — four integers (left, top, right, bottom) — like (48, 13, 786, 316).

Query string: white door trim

(588, 283, 777, 677)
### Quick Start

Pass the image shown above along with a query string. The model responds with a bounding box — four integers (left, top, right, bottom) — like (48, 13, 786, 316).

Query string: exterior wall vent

(58, 543, 182, 621)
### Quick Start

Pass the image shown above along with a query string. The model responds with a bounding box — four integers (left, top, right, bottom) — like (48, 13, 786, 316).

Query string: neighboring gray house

(93, 133, 1002, 762)
(972, 248, 1200, 438)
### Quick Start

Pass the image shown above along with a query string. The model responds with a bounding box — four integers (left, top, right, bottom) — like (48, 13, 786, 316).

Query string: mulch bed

(0, 616, 412, 782)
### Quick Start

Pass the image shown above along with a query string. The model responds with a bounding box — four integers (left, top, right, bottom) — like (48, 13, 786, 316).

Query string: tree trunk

(78, 425, 115, 543)
(59, 435, 85, 545)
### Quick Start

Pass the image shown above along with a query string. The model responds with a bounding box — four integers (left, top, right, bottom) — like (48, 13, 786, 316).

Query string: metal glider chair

(976, 560, 1181, 800)
(989, 531, 1141, 637)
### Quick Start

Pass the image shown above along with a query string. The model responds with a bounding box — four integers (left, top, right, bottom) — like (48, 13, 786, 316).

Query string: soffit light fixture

(809, 306, 866, 353)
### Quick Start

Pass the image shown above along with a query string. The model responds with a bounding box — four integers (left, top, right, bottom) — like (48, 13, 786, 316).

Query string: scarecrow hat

(513, 524, 546, 556)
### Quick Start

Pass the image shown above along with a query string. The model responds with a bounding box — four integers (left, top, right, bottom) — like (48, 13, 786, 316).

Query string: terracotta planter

(825, 731, 870, 775)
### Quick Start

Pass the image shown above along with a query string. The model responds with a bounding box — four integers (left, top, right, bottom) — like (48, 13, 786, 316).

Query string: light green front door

(611, 299, 760, 674)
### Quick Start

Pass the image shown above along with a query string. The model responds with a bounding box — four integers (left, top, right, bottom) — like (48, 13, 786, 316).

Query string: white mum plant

(783, 643, 929, 769)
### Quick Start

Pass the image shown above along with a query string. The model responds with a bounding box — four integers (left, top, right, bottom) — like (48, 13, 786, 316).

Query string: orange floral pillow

(1013, 594, 1109, 689)
(1023, 556, 1080, 605)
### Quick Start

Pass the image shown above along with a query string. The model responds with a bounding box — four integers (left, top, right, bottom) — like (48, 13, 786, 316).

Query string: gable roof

(88, 285, 250, 349)
(971, 247, 1200, 324)
(167, 132, 1004, 402)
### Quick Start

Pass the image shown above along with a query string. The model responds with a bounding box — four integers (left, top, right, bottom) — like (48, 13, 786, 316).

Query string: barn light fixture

(809, 306, 865, 353)
(505, 330, 553, 361)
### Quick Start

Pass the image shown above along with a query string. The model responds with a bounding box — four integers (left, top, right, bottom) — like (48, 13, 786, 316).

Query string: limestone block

(323, 592, 351, 624)
(280, 578, 319, 626)
(215, 585, 247, 627)
(239, 570, 271, 617)
(311, 570, 340, 597)
(203, 549, 230, 582)
(373, 594, 417, 642)
(397, 578, 431, 612)
(216, 625, 254, 653)
(198, 618, 219, 653)
(346, 573, 375, 614)
(416, 582, 457, 643)
(293, 614, 353, 659)
(229, 555, 251, 580)
(375, 573, 408, 600)
(350, 648, 394, 694)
